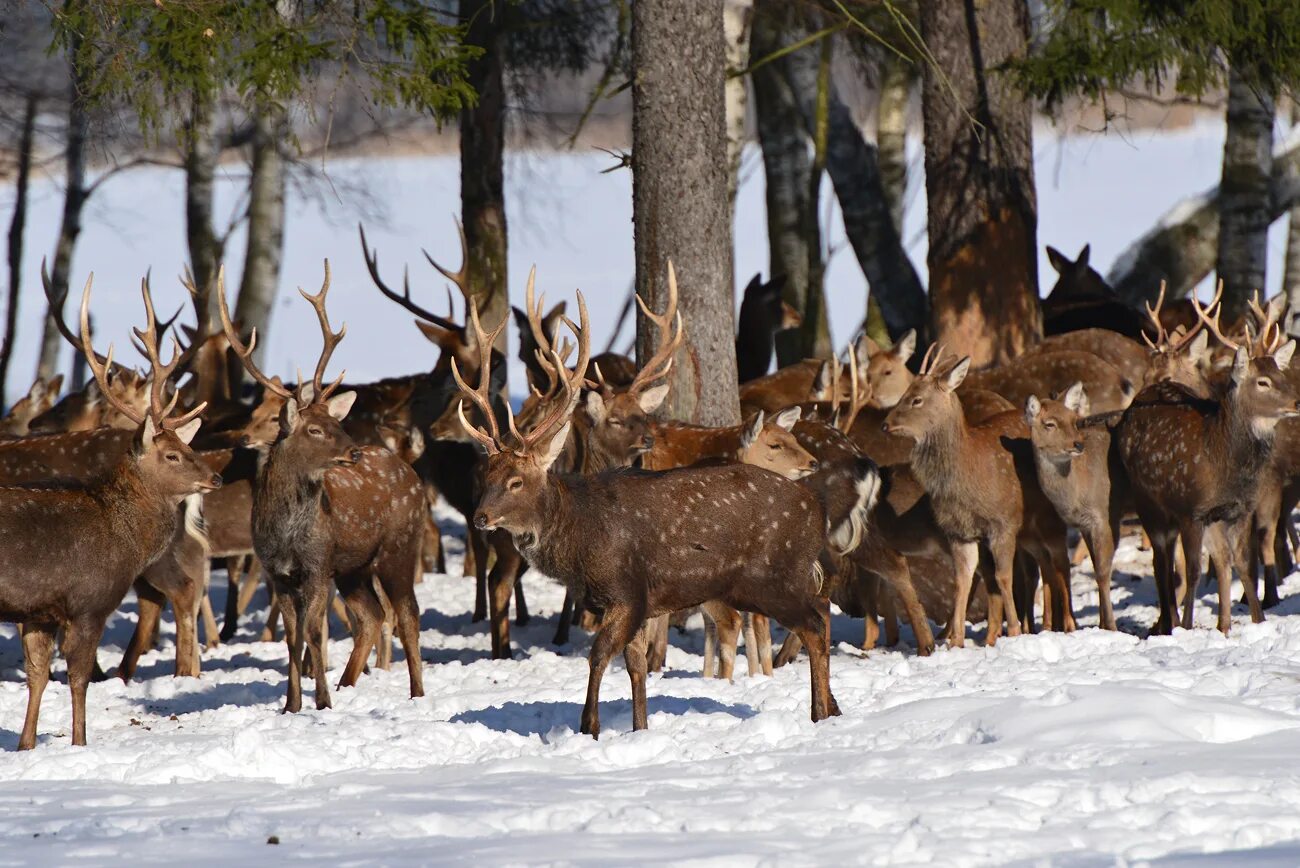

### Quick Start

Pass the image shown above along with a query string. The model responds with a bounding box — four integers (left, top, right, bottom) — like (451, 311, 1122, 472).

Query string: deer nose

(808, 459, 820, 472)
(239, 433, 252, 447)
(209, 473, 223, 489)
(881, 422, 892, 434)
(473, 512, 489, 530)
(1073, 441, 1084, 452)
(349, 448, 363, 463)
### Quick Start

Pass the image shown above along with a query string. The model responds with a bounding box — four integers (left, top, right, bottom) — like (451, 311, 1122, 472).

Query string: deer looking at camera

(219, 263, 425, 712)
(455, 281, 843, 736)
(0, 275, 218, 750)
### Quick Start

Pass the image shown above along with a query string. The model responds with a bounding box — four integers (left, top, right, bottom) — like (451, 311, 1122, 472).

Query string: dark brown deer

(1027, 329, 1149, 390)
(736, 273, 801, 382)
(0, 275, 218, 749)
(883, 346, 1074, 646)
(1025, 383, 1132, 631)
(963, 350, 1135, 415)
(0, 375, 62, 437)
(1117, 294, 1299, 635)
(456, 284, 844, 735)
(219, 262, 425, 712)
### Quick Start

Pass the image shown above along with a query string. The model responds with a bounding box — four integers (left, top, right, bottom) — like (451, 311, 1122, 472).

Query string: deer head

(1045, 244, 1111, 302)
(881, 344, 970, 442)
(79, 274, 219, 498)
(854, 329, 916, 409)
(1140, 281, 1214, 395)
(735, 407, 819, 480)
(1025, 382, 1089, 464)
(219, 262, 362, 475)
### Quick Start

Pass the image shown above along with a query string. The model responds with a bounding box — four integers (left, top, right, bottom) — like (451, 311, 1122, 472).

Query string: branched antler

(297, 261, 346, 402)
(217, 265, 293, 402)
(629, 260, 684, 397)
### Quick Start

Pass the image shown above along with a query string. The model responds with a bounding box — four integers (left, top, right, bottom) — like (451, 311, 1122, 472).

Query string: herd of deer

(2, 233, 1299, 750)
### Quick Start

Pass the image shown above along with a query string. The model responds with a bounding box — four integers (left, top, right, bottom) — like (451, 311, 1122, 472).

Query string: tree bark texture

(233, 106, 287, 366)
(1285, 102, 1300, 336)
(919, 0, 1040, 366)
(3, 94, 37, 402)
(184, 92, 222, 332)
(723, 0, 752, 214)
(460, 0, 509, 359)
(632, 0, 739, 426)
(752, 0, 824, 367)
(779, 16, 927, 343)
(1215, 62, 1275, 323)
(877, 53, 912, 235)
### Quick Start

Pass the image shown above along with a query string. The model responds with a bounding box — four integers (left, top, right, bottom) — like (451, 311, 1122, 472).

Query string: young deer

(1025, 383, 1131, 631)
(0, 375, 62, 437)
(883, 346, 1073, 647)
(0, 275, 218, 749)
(456, 283, 843, 735)
(1117, 295, 1299, 635)
(219, 263, 425, 712)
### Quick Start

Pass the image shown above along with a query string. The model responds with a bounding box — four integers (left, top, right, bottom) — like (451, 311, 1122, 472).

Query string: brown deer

(963, 350, 1135, 415)
(219, 263, 425, 712)
(1026, 329, 1149, 390)
(736, 273, 801, 382)
(883, 346, 1074, 647)
(1025, 383, 1132, 631)
(1117, 294, 1299, 635)
(455, 283, 844, 735)
(0, 275, 218, 749)
(0, 375, 62, 437)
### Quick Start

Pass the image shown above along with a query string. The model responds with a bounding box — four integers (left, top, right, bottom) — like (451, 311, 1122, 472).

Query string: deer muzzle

(199, 473, 223, 491)
(473, 511, 497, 532)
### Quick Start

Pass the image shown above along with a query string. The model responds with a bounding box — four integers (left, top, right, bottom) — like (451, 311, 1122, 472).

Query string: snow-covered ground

(4, 504, 1300, 865)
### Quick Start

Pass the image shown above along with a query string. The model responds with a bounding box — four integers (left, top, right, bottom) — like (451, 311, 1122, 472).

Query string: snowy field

(3, 504, 1300, 865)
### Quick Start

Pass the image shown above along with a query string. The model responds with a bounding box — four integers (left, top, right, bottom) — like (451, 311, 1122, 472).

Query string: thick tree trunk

(919, 0, 1040, 366)
(633, 0, 738, 426)
(38, 54, 91, 383)
(1285, 103, 1300, 336)
(1215, 62, 1275, 323)
(877, 54, 912, 235)
(779, 18, 927, 342)
(2, 94, 37, 402)
(1108, 141, 1300, 307)
(460, 0, 509, 357)
(233, 107, 287, 366)
(184, 93, 221, 332)
(723, 0, 752, 213)
(752, 0, 824, 366)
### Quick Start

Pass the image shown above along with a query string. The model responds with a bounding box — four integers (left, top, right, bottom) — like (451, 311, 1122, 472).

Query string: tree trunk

(184, 92, 222, 332)
(1285, 102, 1300, 336)
(2, 94, 37, 402)
(723, 0, 753, 213)
(38, 49, 92, 383)
(633, 0, 738, 427)
(919, 0, 1040, 367)
(800, 35, 832, 361)
(877, 54, 912, 235)
(233, 107, 287, 366)
(1108, 140, 1300, 307)
(752, 0, 826, 366)
(779, 18, 927, 342)
(460, 0, 509, 358)
(1215, 62, 1275, 323)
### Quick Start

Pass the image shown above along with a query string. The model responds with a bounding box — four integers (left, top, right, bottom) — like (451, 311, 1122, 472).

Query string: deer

(883, 346, 1074, 647)
(736, 273, 802, 382)
(455, 278, 845, 735)
(1116, 293, 1299, 636)
(0, 375, 63, 437)
(1025, 329, 1149, 391)
(962, 350, 1135, 415)
(219, 262, 426, 712)
(1024, 383, 1132, 631)
(0, 274, 218, 749)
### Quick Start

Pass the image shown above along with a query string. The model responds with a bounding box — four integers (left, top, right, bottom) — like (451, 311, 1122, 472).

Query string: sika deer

(0, 275, 218, 749)
(1025, 384, 1132, 631)
(219, 263, 425, 712)
(736, 273, 801, 382)
(0, 375, 62, 437)
(1117, 295, 1299, 635)
(883, 346, 1074, 647)
(456, 284, 843, 735)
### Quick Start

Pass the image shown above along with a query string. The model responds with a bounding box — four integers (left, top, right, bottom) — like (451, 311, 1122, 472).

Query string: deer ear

(855, 333, 879, 367)
(326, 391, 357, 421)
(1046, 246, 1069, 274)
(637, 383, 670, 413)
(141, 416, 159, 444)
(814, 361, 833, 395)
(537, 420, 570, 472)
(774, 406, 800, 431)
(943, 357, 971, 390)
(1077, 244, 1091, 269)
(1024, 395, 1041, 424)
(893, 329, 917, 363)
(47, 374, 64, 396)
(584, 390, 608, 424)
(1275, 340, 1297, 370)
(1063, 382, 1088, 416)
(282, 399, 301, 433)
(174, 417, 202, 445)
(741, 411, 765, 448)
(1232, 346, 1251, 384)
(1188, 329, 1210, 361)
(415, 320, 459, 349)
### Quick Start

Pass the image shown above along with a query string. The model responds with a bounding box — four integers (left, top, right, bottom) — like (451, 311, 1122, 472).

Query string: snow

(4, 507, 1300, 864)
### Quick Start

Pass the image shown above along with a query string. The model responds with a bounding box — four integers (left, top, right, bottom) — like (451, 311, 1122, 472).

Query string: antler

(132, 275, 195, 425)
(1190, 281, 1238, 351)
(172, 265, 213, 372)
(1142, 281, 1169, 350)
(1247, 289, 1288, 357)
(217, 265, 293, 402)
(423, 217, 473, 308)
(79, 275, 145, 427)
(629, 260, 684, 397)
(358, 224, 463, 331)
(297, 261, 346, 402)
(517, 290, 590, 452)
(836, 347, 870, 434)
(43, 258, 111, 367)
(449, 298, 508, 455)
(918, 342, 949, 376)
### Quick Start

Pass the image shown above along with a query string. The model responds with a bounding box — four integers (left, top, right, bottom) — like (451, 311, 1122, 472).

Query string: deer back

(1029, 329, 1148, 389)
(964, 350, 1135, 414)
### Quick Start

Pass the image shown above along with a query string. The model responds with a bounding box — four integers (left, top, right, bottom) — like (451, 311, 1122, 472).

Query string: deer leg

(387, 580, 425, 699)
(61, 619, 104, 748)
(487, 534, 520, 660)
(1086, 522, 1118, 632)
(1178, 523, 1205, 630)
(741, 612, 758, 677)
(553, 591, 576, 646)
(701, 613, 717, 678)
(623, 622, 650, 732)
(200, 595, 220, 650)
(987, 538, 1021, 646)
(1149, 535, 1174, 635)
(372, 576, 395, 672)
(944, 541, 979, 649)
(861, 574, 880, 651)
(645, 614, 670, 673)
(1231, 521, 1265, 626)
(752, 613, 773, 676)
(301, 580, 333, 710)
(1032, 537, 1075, 634)
(791, 596, 838, 722)
(513, 559, 531, 626)
(877, 554, 935, 656)
(421, 512, 443, 575)
(700, 602, 740, 681)
(337, 576, 383, 689)
(277, 583, 304, 714)
(880, 584, 901, 646)
(774, 631, 802, 667)
(1256, 502, 1282, 610)
(236, 556, 265, 614)
(469, 529, 489, 623)
(120, 579, 166, 683)
(18, 623, 56, 751)
(220, 555, 247, 642)
(581, 604, 639, 739)
(173, 582, 203, 679)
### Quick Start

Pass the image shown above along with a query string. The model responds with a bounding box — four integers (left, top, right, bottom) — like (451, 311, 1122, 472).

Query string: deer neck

(515, 475, 583, 591)
(1210, 392, 1275, 481)
(256, 443, 327, 536)
(100, 461, 179, 565)
(910, 406, 970, 498)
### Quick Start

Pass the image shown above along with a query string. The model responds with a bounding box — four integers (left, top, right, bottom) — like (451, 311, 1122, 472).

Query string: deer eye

(1043, 421, 1056, 431)
(1257, 378, 1272, 389)
(607, 418, 623, 428)
(910, 397, 924, 408)
(506, 477, 523, 492)
(165, 452, 181, 463)
(307, 425, 324, 436)
(771, 443, 783, 451)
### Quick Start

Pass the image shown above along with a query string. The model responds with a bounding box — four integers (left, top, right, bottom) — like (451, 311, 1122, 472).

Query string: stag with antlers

(220, 263, 426, 712)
